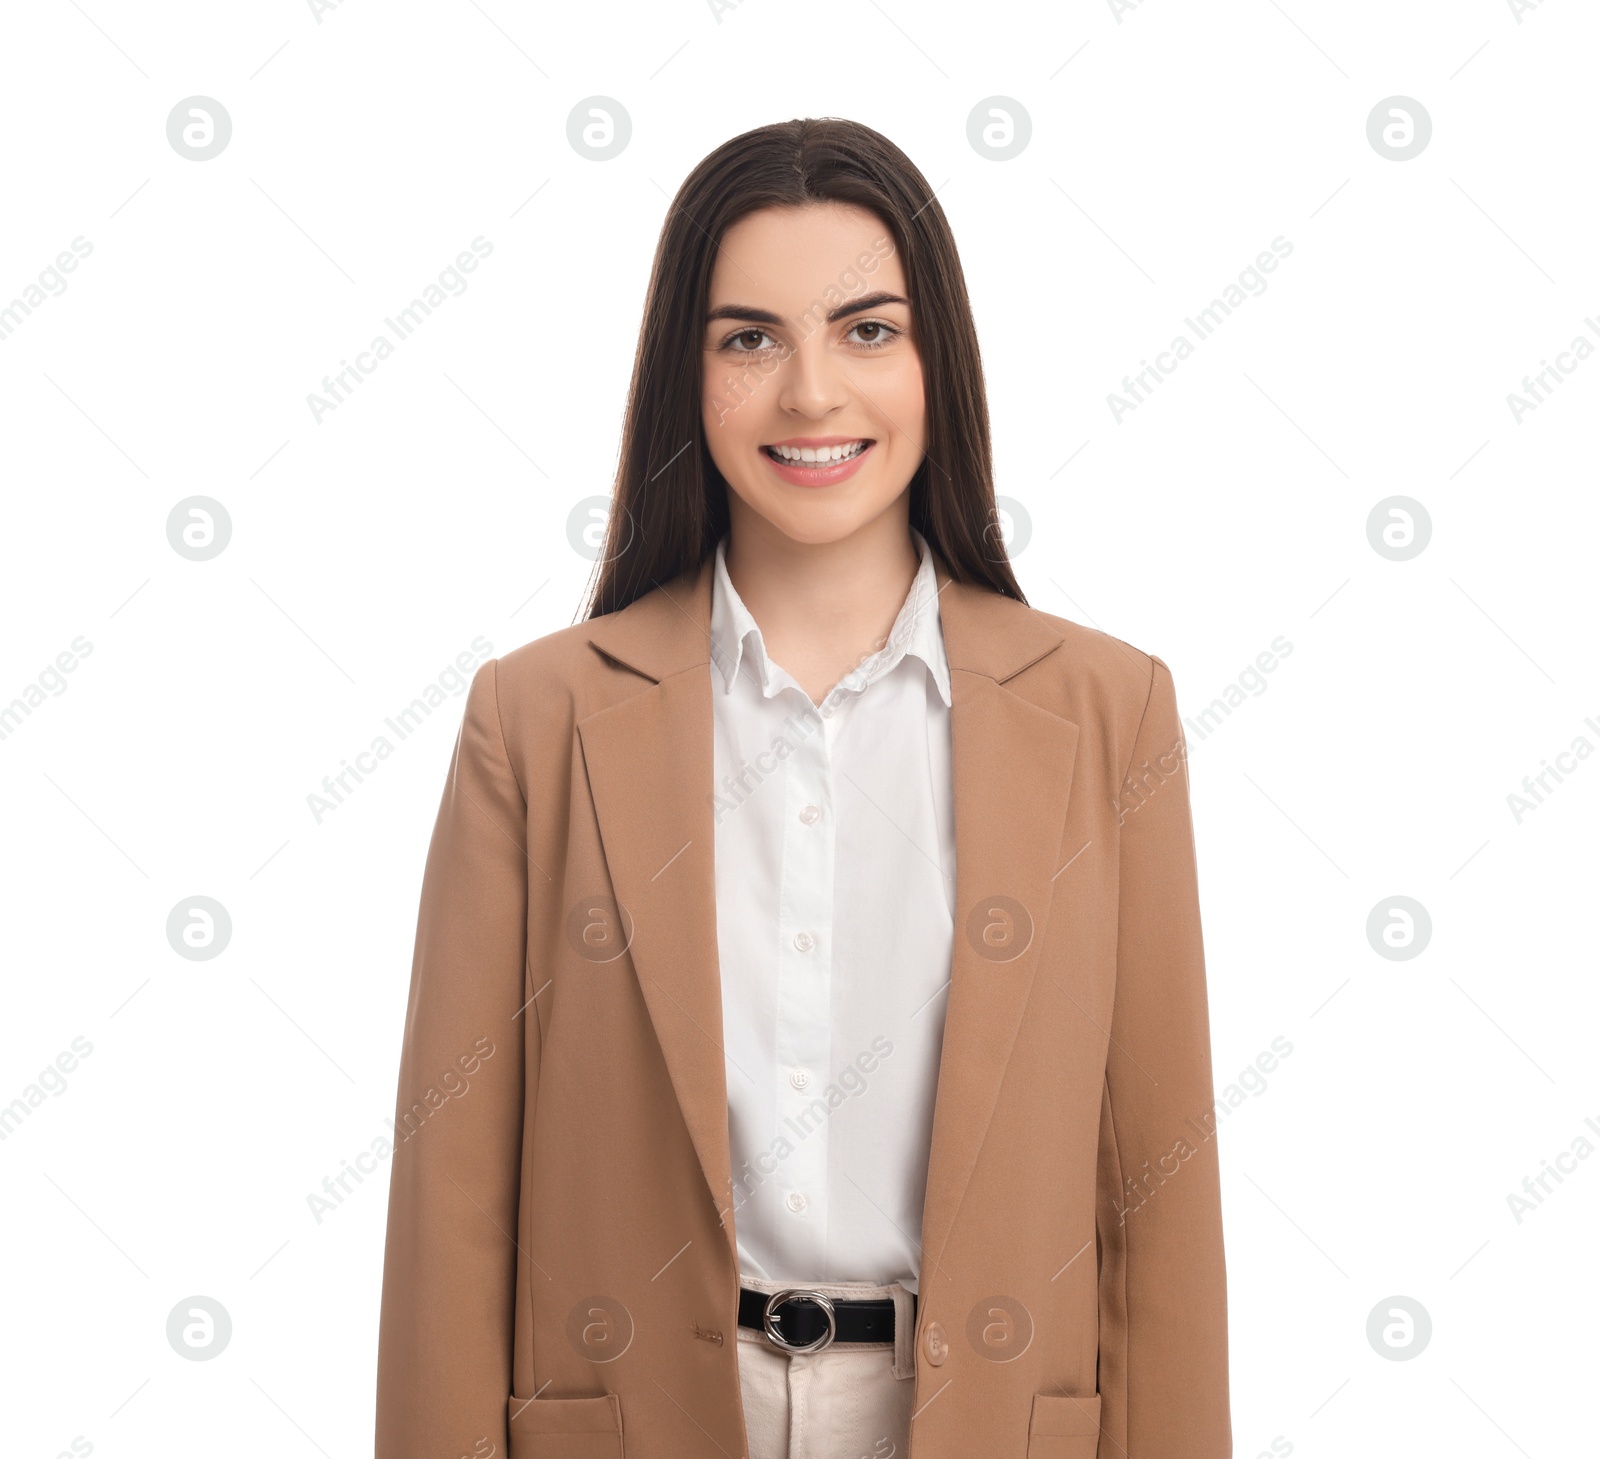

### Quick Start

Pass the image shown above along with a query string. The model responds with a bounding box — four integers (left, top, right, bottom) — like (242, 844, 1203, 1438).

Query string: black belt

(738, 1284, 913, 1354)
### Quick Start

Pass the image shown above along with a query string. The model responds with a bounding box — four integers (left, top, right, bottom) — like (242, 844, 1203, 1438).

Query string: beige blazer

(375, 552, 1230, 1459)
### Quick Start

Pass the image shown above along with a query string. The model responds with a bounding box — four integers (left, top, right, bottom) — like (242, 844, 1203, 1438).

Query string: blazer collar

(586, 544, 1064, 689)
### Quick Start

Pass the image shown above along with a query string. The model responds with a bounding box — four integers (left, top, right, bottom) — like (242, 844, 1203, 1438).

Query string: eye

(845, 319, 902, 350)
(720, 327, 779, 353)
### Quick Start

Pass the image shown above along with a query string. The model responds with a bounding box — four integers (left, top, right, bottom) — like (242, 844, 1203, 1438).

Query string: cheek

(702, 359, 756, 440)
(886, 358, 927, 447)
(701, 398, 734, 451)
(700, 359, 722, 431)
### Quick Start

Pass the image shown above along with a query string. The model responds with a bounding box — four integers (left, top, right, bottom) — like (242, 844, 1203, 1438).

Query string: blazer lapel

(578, 557, 742, 1273)
(577, 552, 1081, 1293)
(915, 566, 1079, 1291)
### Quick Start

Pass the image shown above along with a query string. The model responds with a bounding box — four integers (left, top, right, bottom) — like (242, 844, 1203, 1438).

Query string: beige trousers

(735, 1274, 917, 1459)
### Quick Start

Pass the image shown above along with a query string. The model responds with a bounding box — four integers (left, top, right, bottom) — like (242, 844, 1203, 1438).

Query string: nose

(776, 333, 850, 420)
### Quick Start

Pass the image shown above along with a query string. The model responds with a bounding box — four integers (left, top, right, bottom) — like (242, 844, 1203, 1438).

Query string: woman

(376, 118, 1229, 1459)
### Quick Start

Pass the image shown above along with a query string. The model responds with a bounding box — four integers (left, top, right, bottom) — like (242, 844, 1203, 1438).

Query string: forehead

(707, 202, 905, 310)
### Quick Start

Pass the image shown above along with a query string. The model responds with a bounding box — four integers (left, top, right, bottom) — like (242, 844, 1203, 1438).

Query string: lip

(760, 439, 875, 488)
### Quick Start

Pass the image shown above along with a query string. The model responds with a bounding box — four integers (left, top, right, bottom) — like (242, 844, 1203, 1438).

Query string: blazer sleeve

(376, 658, 530, 1459)
(1096, 654, 1231, 1458)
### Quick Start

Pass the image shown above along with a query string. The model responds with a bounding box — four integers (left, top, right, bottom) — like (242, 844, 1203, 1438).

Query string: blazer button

(922, 1320, 948, 1366)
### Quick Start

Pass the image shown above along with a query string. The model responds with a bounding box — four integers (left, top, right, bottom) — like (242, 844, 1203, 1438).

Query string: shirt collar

(709, 528, 952, 708)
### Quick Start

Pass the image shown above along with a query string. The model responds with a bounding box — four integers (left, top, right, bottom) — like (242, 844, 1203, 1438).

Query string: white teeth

(769, 441, 867, 463)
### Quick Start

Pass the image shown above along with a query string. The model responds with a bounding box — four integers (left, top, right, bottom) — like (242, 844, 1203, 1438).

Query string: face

(700, 202, 925, 547)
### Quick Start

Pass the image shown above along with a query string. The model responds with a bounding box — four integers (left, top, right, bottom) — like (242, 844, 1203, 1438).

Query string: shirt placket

(772, 686, 836, 1277)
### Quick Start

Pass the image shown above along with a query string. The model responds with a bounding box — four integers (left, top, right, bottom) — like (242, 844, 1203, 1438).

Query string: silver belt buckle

(763, 1288, 838, 1354)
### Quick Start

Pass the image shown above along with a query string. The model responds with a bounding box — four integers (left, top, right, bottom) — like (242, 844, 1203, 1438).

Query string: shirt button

(793, 931, 815, 952)
(786, 1191, 807, 1212)
(790, 1068, 810, 1090)
(799, 805, 821, 825)
(922, 1320, 948, 1366)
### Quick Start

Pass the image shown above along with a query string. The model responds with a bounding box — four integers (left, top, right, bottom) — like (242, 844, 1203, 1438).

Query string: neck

(723, 500, 922, 705)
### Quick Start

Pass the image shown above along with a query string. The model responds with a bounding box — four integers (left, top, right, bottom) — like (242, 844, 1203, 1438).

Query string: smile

(759, 438, 876, 487)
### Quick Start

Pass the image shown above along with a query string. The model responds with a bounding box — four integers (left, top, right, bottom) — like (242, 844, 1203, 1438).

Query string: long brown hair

(582, 116, 1026, 619)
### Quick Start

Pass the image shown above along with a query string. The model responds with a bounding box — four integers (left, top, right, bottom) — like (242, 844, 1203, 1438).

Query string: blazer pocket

(507, 1391, 624, 1459)
(1026, 1390, 1101, 1459)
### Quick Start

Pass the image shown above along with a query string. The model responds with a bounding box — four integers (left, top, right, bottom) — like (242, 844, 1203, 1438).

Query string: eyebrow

(705, 290, 910, 328)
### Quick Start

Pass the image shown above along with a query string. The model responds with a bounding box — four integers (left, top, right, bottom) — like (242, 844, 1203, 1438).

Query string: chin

(773, 519, 865, 547)
(748, 492, 890, 548)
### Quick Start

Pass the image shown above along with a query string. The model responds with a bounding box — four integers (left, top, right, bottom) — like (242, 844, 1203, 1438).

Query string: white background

(2, 1, 1596, 1456)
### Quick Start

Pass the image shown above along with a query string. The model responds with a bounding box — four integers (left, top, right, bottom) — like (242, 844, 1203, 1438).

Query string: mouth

(760, 438, 875, 486)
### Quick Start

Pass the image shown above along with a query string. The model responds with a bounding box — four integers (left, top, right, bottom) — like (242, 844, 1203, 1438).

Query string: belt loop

(890, 1283, 916, 1379)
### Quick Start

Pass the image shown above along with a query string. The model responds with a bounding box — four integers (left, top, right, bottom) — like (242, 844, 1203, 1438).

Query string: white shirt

(709, 529, 956, 1294)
